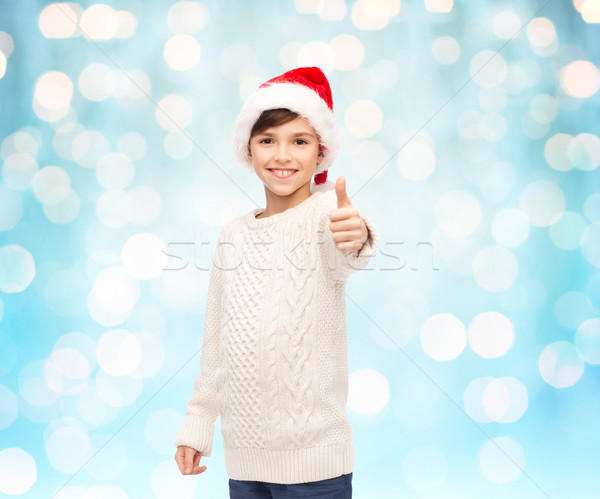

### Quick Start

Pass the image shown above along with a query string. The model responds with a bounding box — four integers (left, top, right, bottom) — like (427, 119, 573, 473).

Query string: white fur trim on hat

(232, 82, 340, 175)
(310, 178, 336, 194)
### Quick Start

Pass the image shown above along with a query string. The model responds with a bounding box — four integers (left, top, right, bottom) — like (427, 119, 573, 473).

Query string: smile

(268, 169, 298, 178)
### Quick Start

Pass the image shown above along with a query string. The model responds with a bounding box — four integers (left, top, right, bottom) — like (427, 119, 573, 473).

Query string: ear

(246, 144, 252, 161)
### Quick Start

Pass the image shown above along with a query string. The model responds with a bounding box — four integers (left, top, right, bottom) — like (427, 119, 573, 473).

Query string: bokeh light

(472, 246, 518, 292)
(32, 166, 71, 204)
(163, 35, 202, 71)
(584, 193, 600, 222)
(0, 51, 6, 80)
(554, 290, 596, 329)
(96, 152, 134, 190)
(347, 368, 390, 415)
(575, 318, 600, 364)
(96, 190, 132, 227)
(549, 211, 588, 250)
(435, 190, 481, 237)
(432, 36, 460, 65)
(491, 208, 530, 247)
(96, 368, 143, 407)
(45, 425, 92, 474)
(580, 0, 600, 23)
(96, 329, 142, 376)
(425, 0, 453, 13)
(470, 50, 507, 88)
(492, 10, 522, 39)
(519, 179, 565, 226)
(0, 31, 14, 57)
(87, 266, 140, 325)
(2, 151, 39, 190)
(527, 17, 558, 56)
(420, 314, 466, 361)
(45, 347, 90, 396)
(560, 60, 600, 98)
(0, 244, 35, 293)
(350, 0, 400, 30)
(467, 311, 514, 358)
(168, 1, 210, 34)
(0, 448, 37, 494)
(482, 377, 528, 423)
(43, 188, 80, 224)
(330, 34, 364, 71)
(72, 129, 110, 167)
(344, 99, 383, 138)
(33, 71, 73, 122)
(76, 385, 121, 426)
(539, 341, 585, 388)
(397, 142, 436, 181)
(79, 4, 121, 41)
(478, 437, 524, 483)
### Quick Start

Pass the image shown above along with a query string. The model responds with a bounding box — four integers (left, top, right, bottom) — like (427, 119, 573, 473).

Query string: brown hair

(248, 108, 324, 156)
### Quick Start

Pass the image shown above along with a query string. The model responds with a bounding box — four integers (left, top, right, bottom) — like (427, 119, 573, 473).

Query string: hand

(175, 445, 207, 476)
(329, 176, 368, 253)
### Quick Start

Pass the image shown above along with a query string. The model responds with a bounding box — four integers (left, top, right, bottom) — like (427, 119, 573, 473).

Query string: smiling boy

(174, 67, 379, 498)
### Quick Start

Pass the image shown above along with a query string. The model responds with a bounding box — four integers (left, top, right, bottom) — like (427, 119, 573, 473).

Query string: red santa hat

(232, 66, 339, 187)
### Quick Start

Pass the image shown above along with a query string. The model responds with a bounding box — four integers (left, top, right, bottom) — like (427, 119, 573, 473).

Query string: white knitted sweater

(174, 188, 379, 484)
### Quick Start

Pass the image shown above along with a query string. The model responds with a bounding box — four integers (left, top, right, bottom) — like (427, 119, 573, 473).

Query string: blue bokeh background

(1, 0, 599, 497)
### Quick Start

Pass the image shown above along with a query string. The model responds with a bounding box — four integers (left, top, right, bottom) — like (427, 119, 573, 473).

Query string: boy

(174, 66, 379, 498)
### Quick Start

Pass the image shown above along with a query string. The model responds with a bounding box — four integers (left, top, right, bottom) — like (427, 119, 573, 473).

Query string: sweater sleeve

(173, 228, 225, 456)
(323, 192, 380, 281)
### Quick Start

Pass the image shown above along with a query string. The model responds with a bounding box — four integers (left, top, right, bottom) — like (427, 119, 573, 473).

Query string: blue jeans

(229, 472, 352, 499)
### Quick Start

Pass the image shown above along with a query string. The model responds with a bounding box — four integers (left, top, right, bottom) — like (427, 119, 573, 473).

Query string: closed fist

(175, 445, 207, 476)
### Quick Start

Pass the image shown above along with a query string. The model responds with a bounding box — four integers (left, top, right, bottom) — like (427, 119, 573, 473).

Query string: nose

(274, 143, 291, 163)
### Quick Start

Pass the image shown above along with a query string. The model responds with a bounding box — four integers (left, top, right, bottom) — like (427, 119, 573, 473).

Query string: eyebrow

(258, 131, 316, 138)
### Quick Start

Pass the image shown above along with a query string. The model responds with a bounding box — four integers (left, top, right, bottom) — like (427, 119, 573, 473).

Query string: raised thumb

(335, 176, 351, 208)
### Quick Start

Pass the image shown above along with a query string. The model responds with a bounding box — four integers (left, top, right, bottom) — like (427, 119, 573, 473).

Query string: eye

(295, 139, 308, 145)
(259, 138, 273, 144)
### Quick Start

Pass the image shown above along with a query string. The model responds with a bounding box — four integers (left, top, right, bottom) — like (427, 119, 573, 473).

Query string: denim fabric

(229, 472, 352, 499)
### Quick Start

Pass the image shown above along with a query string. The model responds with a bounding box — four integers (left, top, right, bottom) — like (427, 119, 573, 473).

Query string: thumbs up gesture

(329, 176, 369, 253)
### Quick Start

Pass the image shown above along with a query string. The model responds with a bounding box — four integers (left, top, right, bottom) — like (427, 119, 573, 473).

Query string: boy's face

(247, 116, 324, 199)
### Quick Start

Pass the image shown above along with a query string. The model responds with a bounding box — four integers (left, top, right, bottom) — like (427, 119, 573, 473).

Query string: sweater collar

(244, 190, 325, 229)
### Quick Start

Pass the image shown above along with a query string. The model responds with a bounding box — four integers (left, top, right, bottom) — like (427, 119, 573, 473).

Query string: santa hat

(232, 66, 339, 189)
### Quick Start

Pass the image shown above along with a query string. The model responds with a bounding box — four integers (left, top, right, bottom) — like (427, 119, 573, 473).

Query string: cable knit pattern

(262, 242, 284, 451)
(279, 214, 318, 450)
(174, 188, 379, 484)
(226, 227, 268, 449)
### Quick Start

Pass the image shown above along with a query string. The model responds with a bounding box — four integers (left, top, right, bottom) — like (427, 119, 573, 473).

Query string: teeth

(271, 169, 295, 176)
